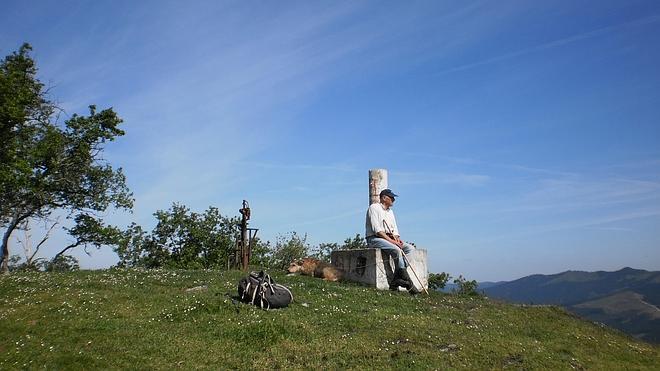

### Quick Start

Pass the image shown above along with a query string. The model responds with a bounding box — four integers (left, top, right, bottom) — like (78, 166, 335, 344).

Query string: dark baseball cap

(380, 189, 398, 199)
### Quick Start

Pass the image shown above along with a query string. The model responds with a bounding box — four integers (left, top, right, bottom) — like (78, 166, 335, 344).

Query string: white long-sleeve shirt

(365, 202, 399, 238)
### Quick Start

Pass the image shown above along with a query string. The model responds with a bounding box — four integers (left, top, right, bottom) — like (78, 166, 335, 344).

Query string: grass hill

(571, 291, 660, 344)
(483, 267, 660, 343)
(1, 269, 659, 370)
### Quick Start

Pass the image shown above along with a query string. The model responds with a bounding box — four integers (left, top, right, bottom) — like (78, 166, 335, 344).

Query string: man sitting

(365, 188, 419, 294)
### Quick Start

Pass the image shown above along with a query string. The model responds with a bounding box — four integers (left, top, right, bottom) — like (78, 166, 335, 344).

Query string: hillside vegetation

(1, 269, 659, 370)
(483, 267, 660, 343)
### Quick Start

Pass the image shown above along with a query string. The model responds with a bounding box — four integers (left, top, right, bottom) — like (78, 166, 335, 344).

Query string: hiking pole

(400, 251, 429, 295)
(383, 220, 429, 295)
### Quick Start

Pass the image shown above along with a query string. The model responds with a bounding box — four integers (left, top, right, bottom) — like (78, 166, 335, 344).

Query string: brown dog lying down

(287, 258, 344, 282)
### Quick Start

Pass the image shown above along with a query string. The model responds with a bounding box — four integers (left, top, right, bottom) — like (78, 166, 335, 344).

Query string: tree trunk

(1, 216, 22, 273)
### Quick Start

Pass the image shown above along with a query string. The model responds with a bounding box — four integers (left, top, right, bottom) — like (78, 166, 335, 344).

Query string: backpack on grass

(238, 271, 293, 309)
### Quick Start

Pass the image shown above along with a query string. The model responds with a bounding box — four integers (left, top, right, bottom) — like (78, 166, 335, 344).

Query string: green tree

(268, 232, 309, 270)
(248, 237, 272, 268)
(311, 242, 338, 262)
(428, 272, 452, 291)
(310, 234, 367, 262)
(53, 214, 122, 263)
(194, 206, 238, 269)
(453, 275, 479, 296)
(341, 234, 367, 250)
(150, 203, 198, 268)
(45, 254, 79, 272)
(0, 44, 133, 273)
(115, 222, 149, 268)
(5, 255, 31, 272)
(115, 203, 238, 269)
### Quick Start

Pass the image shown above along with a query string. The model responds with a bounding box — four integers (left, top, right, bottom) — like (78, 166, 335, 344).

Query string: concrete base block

(331, 248, 428, 291)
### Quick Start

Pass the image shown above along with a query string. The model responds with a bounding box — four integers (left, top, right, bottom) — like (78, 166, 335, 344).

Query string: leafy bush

(115, 203, 238, 269)
(248, 237, 272, 268)
(428, 272, 451, 290)
(453, 275, 479, 296)
(310, 234, 367, 262)
(115, 208, 369, 271)
(267, 232, 310, 270)
(45, 255, 80, 272)
(7, 255, 49, 272)
(311, 242, 338, 262)
(341, 234, 367, 250)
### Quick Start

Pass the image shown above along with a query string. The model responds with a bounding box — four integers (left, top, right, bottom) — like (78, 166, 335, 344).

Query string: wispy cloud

(400, 152, 577, 177)
(244, 161, 358, 173)
(432, 170, 660, 252)
(473, 207, 660, 247)
(516, 177, 660, 212)
(443, 173, 660, 221)
(281, 208, 364, 229)
(585, 226, 634, 232)
(392, 170, 490, 187)
(433, 13, 660, 76)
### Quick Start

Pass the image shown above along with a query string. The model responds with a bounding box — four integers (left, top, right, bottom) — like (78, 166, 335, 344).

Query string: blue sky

(2, 0, 660, 281)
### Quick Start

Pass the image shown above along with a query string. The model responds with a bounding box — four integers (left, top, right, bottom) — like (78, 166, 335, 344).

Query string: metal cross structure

(235, 200, 258, 271)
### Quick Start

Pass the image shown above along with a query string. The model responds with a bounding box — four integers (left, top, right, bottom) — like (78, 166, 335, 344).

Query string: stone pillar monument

(369, 169, 388, 205)
(331, 168, 429, 292)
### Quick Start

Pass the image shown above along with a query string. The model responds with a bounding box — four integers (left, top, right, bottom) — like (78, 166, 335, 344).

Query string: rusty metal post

(239, 200, 251, 271)
(369, 169, 388, 205)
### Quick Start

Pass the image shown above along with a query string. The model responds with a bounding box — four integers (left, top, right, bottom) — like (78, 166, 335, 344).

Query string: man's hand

(376, 231, 404, 248)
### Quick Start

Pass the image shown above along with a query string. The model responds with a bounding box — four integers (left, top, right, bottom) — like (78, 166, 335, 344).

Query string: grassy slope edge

(1, 269, 658, 370)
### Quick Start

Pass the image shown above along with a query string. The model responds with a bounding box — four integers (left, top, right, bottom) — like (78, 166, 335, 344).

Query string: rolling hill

(1, 269, 658, 369)
(483, 267, 660, 343)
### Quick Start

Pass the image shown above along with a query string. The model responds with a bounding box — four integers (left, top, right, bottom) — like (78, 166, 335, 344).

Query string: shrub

(341, 234, 367, 250)
(46, 255, 80, 272)
(268, 232, 310, 270)
(310, 234, 368, 262)
(428, 272, 451, 290)
(453, 275, 479, 296)
(311, 242, 338, 262)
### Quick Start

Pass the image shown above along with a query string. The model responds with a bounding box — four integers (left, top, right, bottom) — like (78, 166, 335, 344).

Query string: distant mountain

(438, 280, 505, 293)
(483, 267, 660, 343)
(477, 281, 506, 290)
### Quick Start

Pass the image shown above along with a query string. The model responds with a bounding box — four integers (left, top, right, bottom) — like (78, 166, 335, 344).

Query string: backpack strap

(263, 274, 275, 295)
(251, 280, 260, 305)
(241, 281, 251, 301)
(257, 272, 269, 309)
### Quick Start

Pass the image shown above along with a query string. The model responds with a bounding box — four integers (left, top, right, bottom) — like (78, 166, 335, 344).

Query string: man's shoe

(389, 270, 399, 290)
(398, 268, 414, 288)
(391, 268, 411, 290)
(397, 268, 421, 294)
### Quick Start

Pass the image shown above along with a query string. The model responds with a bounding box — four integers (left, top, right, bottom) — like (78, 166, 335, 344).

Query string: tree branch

(28, 217, 60, 264)
(52, 240, 83, 262)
